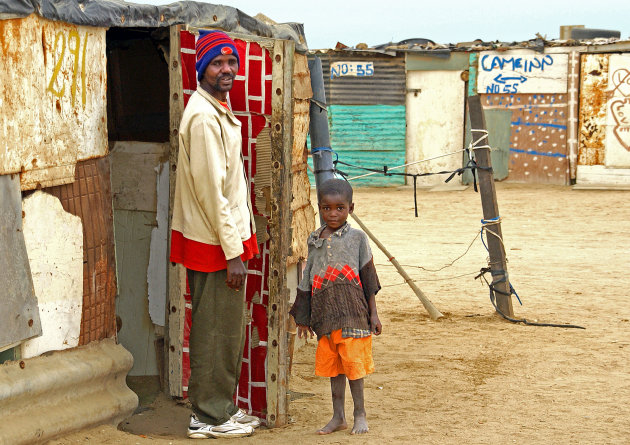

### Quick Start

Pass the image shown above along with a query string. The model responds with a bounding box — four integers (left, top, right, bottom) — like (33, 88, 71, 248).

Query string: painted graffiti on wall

(610, 69, 630, 149)
(330, 61, 374, 79)
(478, 50, 568, 94)
(605, 54, 630, 167)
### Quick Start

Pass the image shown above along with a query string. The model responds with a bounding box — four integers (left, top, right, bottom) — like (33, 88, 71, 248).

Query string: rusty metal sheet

(46, 157, 117, 345)
(0, 15, 107, 190)
(578, 53, 609, 166)
(483, 93, 570, 184)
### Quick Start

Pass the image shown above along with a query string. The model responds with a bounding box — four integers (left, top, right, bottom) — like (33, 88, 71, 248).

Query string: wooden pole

(350, 213, 444, 320)
(467, 95, 514, 317)
(267, 38, 295, 428)
(167, 24, 186, 397)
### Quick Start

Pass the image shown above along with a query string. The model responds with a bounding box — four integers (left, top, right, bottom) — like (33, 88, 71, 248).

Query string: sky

(129, 0, 630, 49)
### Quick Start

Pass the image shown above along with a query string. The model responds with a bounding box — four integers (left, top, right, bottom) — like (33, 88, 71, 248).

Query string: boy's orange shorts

(315, 329, 374, 381)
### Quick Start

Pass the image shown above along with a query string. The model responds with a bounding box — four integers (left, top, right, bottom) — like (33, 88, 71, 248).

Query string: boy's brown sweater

(289, 223, 381, 337)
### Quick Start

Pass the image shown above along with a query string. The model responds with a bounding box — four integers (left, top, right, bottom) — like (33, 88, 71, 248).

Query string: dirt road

(50, 184, 630, 444)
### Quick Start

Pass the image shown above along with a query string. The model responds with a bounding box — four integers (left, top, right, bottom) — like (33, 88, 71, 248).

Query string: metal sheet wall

(46, 157, 117, 345)
(578, 53, 609, 166)
(315, 53, 406, 105)
(329, 104, 406, 186)
(0, 15, 108, 190)
(308, 52, 406, 186)
(482, 94, 570, 184)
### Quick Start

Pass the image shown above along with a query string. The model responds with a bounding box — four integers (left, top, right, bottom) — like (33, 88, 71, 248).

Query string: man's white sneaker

(230, 408, 262, 428)
(210, 419, 254, 438)
(187, 414, 215, 439)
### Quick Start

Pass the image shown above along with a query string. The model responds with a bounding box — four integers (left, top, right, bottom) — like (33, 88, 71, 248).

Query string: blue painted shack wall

(308, 104, 406, 186)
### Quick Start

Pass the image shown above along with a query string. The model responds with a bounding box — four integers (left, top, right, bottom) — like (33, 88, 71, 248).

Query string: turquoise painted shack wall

(308, 104, 406, 186)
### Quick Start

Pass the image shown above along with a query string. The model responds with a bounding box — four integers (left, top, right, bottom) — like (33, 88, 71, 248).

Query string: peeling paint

(578, 53, 609, 165)
(0, 15, 107, 188)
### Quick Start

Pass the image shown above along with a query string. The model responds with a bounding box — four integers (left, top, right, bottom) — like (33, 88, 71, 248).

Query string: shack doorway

(106, 27, 170, 379)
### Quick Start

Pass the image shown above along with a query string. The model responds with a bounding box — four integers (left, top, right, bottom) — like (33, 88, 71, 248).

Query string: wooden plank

(567, 51, 581, 181)
(167, 24, 186, 398)
(266, 39, 294, 427)
(467, 95, 514, 318)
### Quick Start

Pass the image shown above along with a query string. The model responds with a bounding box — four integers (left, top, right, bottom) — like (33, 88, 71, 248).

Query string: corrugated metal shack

(308, 47, 407, 186)
(0, 1, 314, 442)
(312, 36, 630, 187)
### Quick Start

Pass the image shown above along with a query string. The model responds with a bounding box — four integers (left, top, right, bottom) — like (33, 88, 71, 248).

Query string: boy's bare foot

(351, 412, 369, 434)
(317, 416, 348, 435)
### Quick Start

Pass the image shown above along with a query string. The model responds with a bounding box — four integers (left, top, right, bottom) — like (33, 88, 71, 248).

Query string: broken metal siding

(0, 15, 107, 190)
(47, 157, 117, 345)
(578, 53, 609, 166)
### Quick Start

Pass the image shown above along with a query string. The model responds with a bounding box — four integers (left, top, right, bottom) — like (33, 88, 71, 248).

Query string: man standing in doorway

(170, 30, 261, 439)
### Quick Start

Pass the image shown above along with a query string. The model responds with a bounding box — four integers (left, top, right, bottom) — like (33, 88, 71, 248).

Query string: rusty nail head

(271, 373, 276, 382)
(28, 319, 33, 327)
(275, 54, 281, 63)
(19, 361, 25, 369)
(171, 306, 177, 313)
(272, 340, 278, 347)
(170, 345, 175, 352)
(272, 303, 277, 311)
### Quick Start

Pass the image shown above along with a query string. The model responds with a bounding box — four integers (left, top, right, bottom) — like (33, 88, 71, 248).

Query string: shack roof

(310, 35, 630, 56)
(0, 0, 307, 52)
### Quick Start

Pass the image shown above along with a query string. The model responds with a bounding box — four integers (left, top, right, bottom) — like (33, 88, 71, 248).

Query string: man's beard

(214, 74, 235, 92)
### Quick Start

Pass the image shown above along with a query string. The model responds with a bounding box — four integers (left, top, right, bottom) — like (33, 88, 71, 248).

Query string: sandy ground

(49, 184, 630, 444)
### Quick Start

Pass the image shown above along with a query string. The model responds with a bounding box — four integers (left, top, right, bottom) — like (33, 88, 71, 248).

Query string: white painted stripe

(235, 75, 247, 81)
(183, 347, 190, 353)
(248, 55, 263, 61)
(249, 382, 267, 388)
(184, 89, 195, 95)
(258, 341, 268, 346)
(248, 96, 263, 101)
(181, 48, 196, 54)
(245, 41, 250, 114)
(183, 386, 188, 391)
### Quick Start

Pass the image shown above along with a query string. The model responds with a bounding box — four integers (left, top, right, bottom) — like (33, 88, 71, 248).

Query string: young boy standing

(290, 178, 382, 435)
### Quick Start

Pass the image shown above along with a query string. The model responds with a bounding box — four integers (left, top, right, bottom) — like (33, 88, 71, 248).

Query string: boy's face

(318, 193, 354, 230)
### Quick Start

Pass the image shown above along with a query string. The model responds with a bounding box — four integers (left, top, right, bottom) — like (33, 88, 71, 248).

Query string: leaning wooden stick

(350, 213, 444, 320)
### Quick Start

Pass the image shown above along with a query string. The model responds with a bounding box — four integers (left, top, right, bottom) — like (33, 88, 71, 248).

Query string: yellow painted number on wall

(47, 29, 89, 107)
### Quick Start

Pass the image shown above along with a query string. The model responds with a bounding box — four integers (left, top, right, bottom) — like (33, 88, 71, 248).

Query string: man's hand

(370, 313, 382, 335)
(297, 324, 314, 339)
(226, 257, 247, 290)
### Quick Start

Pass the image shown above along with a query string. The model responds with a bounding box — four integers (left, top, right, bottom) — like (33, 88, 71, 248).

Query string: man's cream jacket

(171, 88, 255, 261)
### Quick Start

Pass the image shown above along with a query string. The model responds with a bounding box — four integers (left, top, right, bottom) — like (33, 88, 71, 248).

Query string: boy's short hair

(317, 178, 353, 203)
